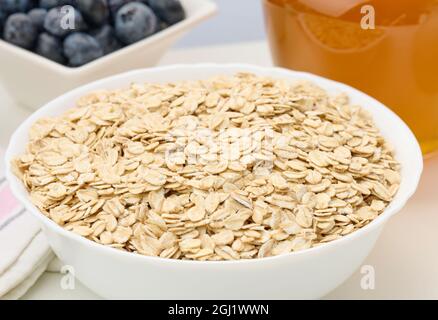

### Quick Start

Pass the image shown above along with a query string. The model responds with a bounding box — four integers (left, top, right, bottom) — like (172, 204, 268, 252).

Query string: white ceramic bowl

(5, 64, 423, 299)
(0, 0, 217, 110)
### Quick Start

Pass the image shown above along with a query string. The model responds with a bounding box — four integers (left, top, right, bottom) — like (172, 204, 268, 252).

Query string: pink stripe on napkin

(0, 184, 21, 221)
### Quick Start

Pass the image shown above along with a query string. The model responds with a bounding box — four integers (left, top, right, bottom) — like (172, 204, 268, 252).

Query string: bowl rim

(5, 63, 424, 266)
(0, 0, 217, 75)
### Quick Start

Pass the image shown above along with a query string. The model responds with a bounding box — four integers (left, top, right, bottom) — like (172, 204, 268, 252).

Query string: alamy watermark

(360, 265, 375, 290)
(60, 5, 77, 30)
(60, 264, 76, 290)
(361, 5, 376, 30)
(164, 125, 276, 175)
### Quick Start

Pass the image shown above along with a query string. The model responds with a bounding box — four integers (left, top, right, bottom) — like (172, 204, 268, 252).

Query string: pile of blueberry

(0, 0, 185, 67)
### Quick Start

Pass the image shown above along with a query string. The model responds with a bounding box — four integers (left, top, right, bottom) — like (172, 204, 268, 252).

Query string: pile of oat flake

(12, 73, 401, 260)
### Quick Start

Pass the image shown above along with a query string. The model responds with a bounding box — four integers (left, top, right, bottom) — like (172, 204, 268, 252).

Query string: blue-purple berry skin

(147, 0, 185, 25)
(38, 0, 76, 9)
(0, 0, 35, 14)
(77, 0, 109, 26)
(107, 0, 151, 19)
(43, 6, 86, 37)
(91, 24, 121, 54)
(115, 2, 157, 45)
(63, 32, 103, 66)
(35, 32, 65, 63)
(28, 8, 47, 31)
(3, 13, 38, 49)
(108, 0, 133, 18)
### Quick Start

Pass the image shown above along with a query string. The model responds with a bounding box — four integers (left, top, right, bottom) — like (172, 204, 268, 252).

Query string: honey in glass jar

(263, 0, 438, 155)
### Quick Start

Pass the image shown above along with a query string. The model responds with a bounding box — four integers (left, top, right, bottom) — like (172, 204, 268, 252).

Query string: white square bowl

(0, 0, 217, 110)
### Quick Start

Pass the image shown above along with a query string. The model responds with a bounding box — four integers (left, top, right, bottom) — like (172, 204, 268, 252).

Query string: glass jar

(263, 0, 438, 155)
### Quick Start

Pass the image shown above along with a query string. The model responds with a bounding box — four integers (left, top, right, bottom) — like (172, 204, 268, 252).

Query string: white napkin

(0, 150, 56, 300)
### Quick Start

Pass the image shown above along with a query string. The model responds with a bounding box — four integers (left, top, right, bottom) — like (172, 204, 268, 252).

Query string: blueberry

(107, 0, 152, 19)
(91, 24, 121, 54)
(63, 32, 103, 66)
(3, 13, 38, 49)
(39, 0, 76, 9)
(115, 2, 157, 45)
(108, 0, 132, 18)
(44, 6, 86, 37)
(28, 8, 47, 31)
(35, 32, 65, 64)
(0, 0, 34, 14)
(147, 0, 185, 25)
(76, 0, 109, 26)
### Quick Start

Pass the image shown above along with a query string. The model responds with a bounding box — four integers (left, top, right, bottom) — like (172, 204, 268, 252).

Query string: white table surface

(1, 41, 437, 300)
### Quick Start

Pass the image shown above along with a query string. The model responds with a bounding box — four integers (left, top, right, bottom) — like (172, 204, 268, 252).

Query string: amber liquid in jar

(264, 0, 438, 155)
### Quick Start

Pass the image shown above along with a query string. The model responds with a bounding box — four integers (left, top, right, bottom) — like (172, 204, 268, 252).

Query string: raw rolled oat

(12, 73, 401, 260)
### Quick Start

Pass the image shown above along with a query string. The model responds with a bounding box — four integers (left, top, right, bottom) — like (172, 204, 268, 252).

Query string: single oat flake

(12, 73, 401, 261)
